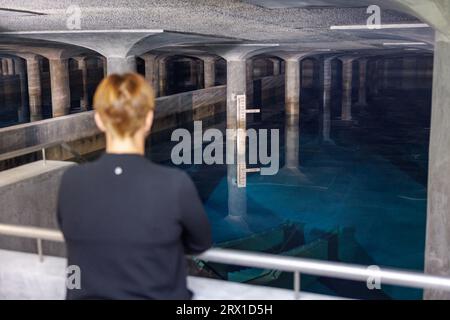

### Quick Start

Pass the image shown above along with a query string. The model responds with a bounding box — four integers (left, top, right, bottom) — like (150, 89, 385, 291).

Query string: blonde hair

(93, 73, 155, 137)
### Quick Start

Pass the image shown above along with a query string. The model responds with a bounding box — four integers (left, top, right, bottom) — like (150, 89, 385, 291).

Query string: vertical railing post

(41, 148, 46, 166)
(36, 238, 43, 262)
(294, 271, 301, 299)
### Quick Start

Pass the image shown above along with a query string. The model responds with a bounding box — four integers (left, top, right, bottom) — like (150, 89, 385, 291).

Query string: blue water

(150, 89, 431, 300)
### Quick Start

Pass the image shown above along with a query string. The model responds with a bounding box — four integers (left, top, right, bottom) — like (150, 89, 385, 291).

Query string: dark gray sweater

(57, 153, 212, 300)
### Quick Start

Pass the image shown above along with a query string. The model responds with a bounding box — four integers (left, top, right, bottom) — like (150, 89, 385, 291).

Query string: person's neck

(105, 133, 145, 155)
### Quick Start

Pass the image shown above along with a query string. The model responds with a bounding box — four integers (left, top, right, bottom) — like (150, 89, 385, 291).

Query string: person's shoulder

(148, 164, 199, 205)
(146, 162, 191, 184)
(60, 161, 96, 183)
(61, 163, 78, 180)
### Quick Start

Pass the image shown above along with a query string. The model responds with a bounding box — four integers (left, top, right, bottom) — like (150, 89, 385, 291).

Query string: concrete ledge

(0, 86, 228, 155)
(0, 160, 74, 188)
(0, 160, 75, 255)
(0, 249, 341, 300)
(0, 112, 99, 155)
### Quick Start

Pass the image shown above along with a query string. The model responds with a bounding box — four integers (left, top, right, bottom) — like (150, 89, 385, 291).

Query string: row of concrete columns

(0, 55, 96, 122)
(225, 54, 367, 217)
(140, 55, 217, 97)
(374, 57, 433, 91)
(0, 58, 28, 123)
(284, 56, 370, 123)
(135, 54, 217, 96)
(0, 52, 424, 127)
(139, 54, 283, 98)
(1, 53, 287, 124)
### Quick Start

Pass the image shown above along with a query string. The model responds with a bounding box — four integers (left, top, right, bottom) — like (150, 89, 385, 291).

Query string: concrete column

(367, 60, 374, 96)
(270, 58, 280, 76)
(302, 59, 315, 88)
(141, 54, 158, 94)
(417, 57, 433, 87)
(246, 60, 253, 82)
(285, 115, 299, 169)
(226, 59, 247, 218)
(189, 59, 197, 88)
(3, 59, 16, 122)
(281, 53, 311, 181)
(424, 35, 450, 300)
(227, 60, 246, 132)
(74, 57, 89, 111)
(357, 59, 368, 107)
(49, 58, 70, 117)
(246, 59, 253, 106)
(158, 57, 167, 96)
(100, 57, 107, 78)
(24, 55, 43, 122)
(426, 56, 434, 80)
(5, 58, 14, 75)
(402, 57, 417, 90)
(197, 60, 204, 89)
(373, 60, 382, 96)
(13, 58, 30, 123)
(203, 57, 216, 88)
(106, 56, 136, 75)
(383, 59, 390, 90)
(0, 60, 3, 110)
(1, 59, 8, 75)
(341, 58, 354, 121)
(285, 59, 300, 116)
(322, 58, 333, 143)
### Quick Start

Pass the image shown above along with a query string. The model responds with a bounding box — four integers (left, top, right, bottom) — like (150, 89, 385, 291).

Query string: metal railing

(0, 141, 86, 164)
(1, 223, 450, 299)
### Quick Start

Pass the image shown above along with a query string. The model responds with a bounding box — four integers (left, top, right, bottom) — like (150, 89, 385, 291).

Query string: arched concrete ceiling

(0, 38, 99, 59)
(0, 0, 442, 58)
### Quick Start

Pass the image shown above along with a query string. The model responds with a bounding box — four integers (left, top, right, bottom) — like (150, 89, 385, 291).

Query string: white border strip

(330, 23, 430, 30)
(383, 42, 428, 46)
(0, 29, 164, 35)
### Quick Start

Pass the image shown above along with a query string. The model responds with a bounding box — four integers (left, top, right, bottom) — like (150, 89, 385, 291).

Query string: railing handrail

(198, 248, 450, 292)
(0, 141, 64, 162)
(0, 223, 64, 242)
(1, 223, 450, 296)
(0, 140, 86, 163)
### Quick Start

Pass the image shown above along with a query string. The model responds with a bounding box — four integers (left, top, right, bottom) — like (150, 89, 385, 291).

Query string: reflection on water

(150, 87, 431, 300)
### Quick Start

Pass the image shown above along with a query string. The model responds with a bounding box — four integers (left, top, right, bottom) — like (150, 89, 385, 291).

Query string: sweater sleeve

(178, 172, 212, 255)
(56, 168, 70, 230)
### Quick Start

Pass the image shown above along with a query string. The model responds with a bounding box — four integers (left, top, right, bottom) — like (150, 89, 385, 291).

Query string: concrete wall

(0, 85, 228, 164)
(0, 161, 75, 256)
(154, 85, 226, 129)
(0, 111, 98, 155)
